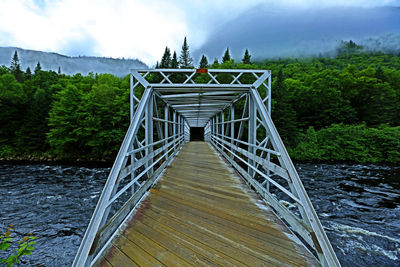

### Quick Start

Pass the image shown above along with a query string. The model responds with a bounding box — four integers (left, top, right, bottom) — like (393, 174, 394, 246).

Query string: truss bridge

(72, 69, 341, 267)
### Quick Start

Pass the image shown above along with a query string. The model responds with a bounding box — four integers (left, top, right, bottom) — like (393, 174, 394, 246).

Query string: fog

(193, 6, 400, 62)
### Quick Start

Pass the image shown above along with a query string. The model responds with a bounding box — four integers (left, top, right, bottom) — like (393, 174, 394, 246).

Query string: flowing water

(0, 162, 399, 266)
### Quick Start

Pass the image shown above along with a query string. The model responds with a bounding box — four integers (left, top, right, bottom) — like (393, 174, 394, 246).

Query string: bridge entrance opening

(190, 127, 204, 141)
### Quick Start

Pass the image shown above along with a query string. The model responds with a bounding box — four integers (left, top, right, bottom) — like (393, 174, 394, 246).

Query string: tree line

(157, 37, 252, 69)
(0, 40, 399, 163)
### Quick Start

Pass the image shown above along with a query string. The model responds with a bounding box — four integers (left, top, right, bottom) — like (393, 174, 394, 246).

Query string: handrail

(206, 86, 341, 267)
(72, 73, 189, 266)
(73, 68, 339, 267)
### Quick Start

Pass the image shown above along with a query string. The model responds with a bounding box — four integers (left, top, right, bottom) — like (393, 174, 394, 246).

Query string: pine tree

(222, 47, 231, 63)
(170, 51, 179, 68)
(34, 62, 42, 74)
(212, 58, 219, 68)
(10, 51, 20, 72)
(25, 67, 32, 79)
(58, 66, 61, 75)
(155, 61, 159, 69)
(179, 37, 193, 68)
(242, 49, 251, 64)
(10, 50, 23, 82)
(199, 55, 208, 68)
(160, 46, 171, 68)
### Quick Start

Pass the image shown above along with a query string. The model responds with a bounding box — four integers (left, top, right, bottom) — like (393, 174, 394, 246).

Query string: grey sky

(0, 0, 399, 64)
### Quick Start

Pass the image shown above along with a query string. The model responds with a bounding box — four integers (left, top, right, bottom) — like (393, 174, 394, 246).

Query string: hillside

(0, 47, 147, 77)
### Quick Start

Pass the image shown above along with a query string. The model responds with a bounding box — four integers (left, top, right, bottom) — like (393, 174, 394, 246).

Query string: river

(0, 162, 399, 266)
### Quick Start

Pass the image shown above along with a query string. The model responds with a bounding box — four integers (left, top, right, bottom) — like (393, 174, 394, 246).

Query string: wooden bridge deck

(95, 141, 319, 266)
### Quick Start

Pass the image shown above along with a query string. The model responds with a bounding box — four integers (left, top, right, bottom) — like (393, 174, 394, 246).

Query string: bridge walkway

(94, 142, 319, 266)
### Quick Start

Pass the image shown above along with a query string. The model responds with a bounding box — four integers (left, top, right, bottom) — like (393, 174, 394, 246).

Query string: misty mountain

(194, 6, 400, 61)
(0, 47, 147, 77)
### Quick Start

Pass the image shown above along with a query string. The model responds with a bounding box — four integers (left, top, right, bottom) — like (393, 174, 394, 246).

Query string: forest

(0, 40, 399, 163)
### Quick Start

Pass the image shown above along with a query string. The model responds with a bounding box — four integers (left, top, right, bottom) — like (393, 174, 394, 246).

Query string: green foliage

(0, 74, 27, 147)
(0, 224, 37, 267)
(170, 51, 179, 68)
(288, 124, 400, 162)
(199, 55, 208, 68)
(160, 46, 171, 68)
(0, 47, 399, 163)
(271, 69, 297, 145)
(178, 37, 193, 68)
(222, 47, 231, 62)
(242, 49, 251, 64)
(10, 51, 23, 83)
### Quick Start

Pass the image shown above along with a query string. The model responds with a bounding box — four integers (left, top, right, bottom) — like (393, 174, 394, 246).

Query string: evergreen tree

(213, 58, 219, 65)
(222, 47, 231, 63)
(179, 37, 193, 68)
(10, 51, 20, 72)
(10, 50, 23, 82)
(58, 66, 61, 75)
(242, 49, 251, 64)
(199, 55, 209, 68)
(171, 51, 179, 68)
(272, 68, 297, 145)
(160, 46, 171, 68)
(25, 67, 32, 79)
(34, 62, 42, 74)
(155, 61, 159, 69)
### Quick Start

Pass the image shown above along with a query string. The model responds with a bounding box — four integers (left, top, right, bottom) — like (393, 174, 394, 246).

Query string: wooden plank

(145, 204, 306, 265)
(92, 256, 113, 267)
(132, 220, 241, 266)
(140, 208, 286, 266)
(122, 228, 192, 266)
(93, 142, 320, 267)
(113, 235, 164, 266)
(103, 245, 138, 267)
(149, 198, 314, 262)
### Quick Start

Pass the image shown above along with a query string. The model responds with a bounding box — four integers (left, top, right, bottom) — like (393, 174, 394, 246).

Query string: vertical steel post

(178, 115, 181, 141)
(130, 73, 135, 194)
(212, 117, 215, 139)
(173, 111, 176, 151)
(230, 105, 234, 160)
(146, 94, 154, 176)
(164, 105, 168, 160)
(268, 71, 271, 116)
(248, 93, 256, 178)
(221, 111, 224, 151)
(216, 116, 219, 144)
(130, 73, 134, 121)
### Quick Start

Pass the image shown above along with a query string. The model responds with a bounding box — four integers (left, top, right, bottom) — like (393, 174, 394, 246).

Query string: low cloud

(0, 0, 399, 65)
(194, 5, 400, 61)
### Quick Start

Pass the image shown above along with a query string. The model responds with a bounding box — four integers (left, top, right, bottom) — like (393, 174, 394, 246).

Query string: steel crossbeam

(73, 68, 340, 267)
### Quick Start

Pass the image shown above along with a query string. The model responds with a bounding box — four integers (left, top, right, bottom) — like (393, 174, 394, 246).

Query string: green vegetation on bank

(288, 124, 400, 162)
(0, 40, 399, 163)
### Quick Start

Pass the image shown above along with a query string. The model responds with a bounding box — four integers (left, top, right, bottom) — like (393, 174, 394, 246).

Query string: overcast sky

(0, 0, 399, 64)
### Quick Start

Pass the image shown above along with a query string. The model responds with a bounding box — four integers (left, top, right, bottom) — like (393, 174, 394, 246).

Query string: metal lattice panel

(73, 69, 340, 267)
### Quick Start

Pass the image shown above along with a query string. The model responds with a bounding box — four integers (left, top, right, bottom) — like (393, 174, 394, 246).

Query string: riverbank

(288, 124, 400, 163)
(2, 124, 400, 166)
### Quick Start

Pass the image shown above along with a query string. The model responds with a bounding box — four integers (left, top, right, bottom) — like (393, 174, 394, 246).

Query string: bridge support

(73, 68, 340, 267)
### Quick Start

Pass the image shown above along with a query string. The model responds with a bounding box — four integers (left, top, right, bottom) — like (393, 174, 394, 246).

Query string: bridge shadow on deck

(95, 142, 319, 266)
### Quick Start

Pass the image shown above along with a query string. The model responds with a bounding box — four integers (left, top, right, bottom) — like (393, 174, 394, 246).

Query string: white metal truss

(73, 68, 340, 267)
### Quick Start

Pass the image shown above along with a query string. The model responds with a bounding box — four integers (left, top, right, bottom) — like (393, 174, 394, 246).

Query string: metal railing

(72, 73, 189, 266)
(206, 85, 340, 267)
(73, 68, 340, 267)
